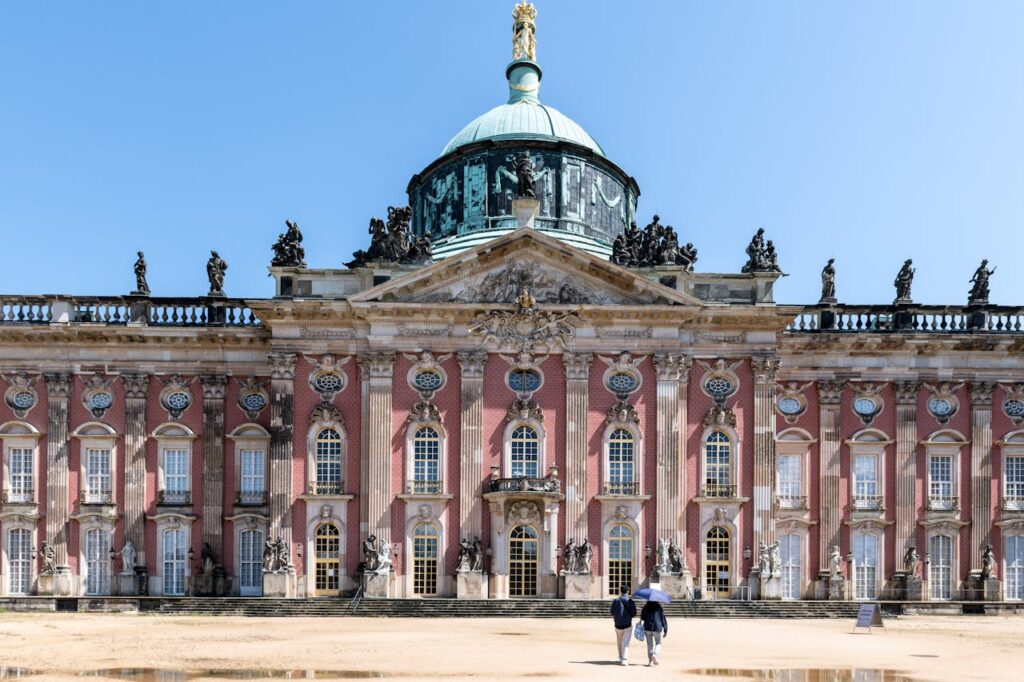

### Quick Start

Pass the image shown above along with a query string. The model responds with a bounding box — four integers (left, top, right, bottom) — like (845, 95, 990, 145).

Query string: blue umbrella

(633, 587, 672, 603)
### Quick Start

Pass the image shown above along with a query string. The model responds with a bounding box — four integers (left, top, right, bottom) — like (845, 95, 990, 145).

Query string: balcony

(235, 490, 267, 506)
(775, 494, 808, 510)
(926, 495, 959, 512)
(1003, 495, 1024, 512)
(406, 480, 443, 495)
(157, 490, 191, 506)
(1, 489, 35, 505)
(602, 481, 640, 496)
(852, 494, 883, 511)
(701, 484, 737, 499)
(308, 481, 345, 496)
(80, 490, 113, 505)
(488, 476, 561, 494)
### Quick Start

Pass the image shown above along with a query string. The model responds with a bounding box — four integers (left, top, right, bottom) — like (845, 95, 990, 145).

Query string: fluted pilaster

(653, 354, 691, 549)
(818, 380, 844, 568)
(894, 382, 919, 558)
(43, 373, 72, 568)
(970, 382, 995, 571)
(563, 352, 592, 543)
(121, 374, 149, 563)
(751, 357, 780, 551)
(360, 352, 394, 545)
(268, 353, 296, 553)
(200, 375, 227, 565)
(458, 352, 487, 539)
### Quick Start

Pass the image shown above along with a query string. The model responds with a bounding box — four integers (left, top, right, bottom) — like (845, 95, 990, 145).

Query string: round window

(312, 372, 344, 394)
(853, 397, 878, 416)
(89, 392, 114, 410)
(413, 370, 443, 392)
(607, 372, 639, 394)
(508, 369, 542, 393)
(928, 398, 953, 417)
(165, 391, 191, 411)
(1005, 399, 1024, 418)
(241, 392, 267, 412)
(9, 391, 35, 410)
(704, 376, 733, 398)
(778, 397, 802, 415)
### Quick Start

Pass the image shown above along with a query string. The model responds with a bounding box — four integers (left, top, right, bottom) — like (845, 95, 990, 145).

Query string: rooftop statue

(893, 258, 915, 304)
(271, 219, 306, 268)
(346, 206, 432, 268)
(132, 251, 150, 296)
(820, 258, 836, 303)
(515, 152, 537, 199)
(512, 2, 537, 61)
(207, 250, 228, 297)
(609, 215, 697, 271)
(741, 228, 782, 274)
(968, 259, 995, 306)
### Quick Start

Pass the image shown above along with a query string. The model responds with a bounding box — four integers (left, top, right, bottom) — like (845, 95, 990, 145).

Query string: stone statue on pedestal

(820, 258, 836, 303)
(206, 250, 228, 296)
(903, 546, 920, 577)
(893, 259, 915, 304)
(376, 541, 393, 574)
(40, 542, 57, 575)
(667, 540, 684, 575)
(271, 219, 306, 268)
(828, 545, 842, 580)
(981, 544, 996, 579)
(655, 538, 671, 577)
(968, 259, 995, 306)
(132, 252, 150, 296)
(768, 541, 782, 578)
(512, 1, 537, 61)
(515, 153, 536, 199)
(119, 540, 137, 575)
(757, 542, 770, 576)
(362, 534, 380, 573)
(471, 536, 483, 572)
(741, 228, 782, 274)
(457, 538, 472, 572)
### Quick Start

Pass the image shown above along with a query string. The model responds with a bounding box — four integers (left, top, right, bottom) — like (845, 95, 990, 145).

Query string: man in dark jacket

(609, 584, 637, 665)
(640, 600, 668, 666)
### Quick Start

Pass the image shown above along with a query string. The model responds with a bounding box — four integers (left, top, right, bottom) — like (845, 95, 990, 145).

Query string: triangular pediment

(349, 229, 702, 307)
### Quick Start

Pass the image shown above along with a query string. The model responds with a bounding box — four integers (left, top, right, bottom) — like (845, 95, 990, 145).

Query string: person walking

(609, 584, 637, 666)
(640, 599, 668, 666)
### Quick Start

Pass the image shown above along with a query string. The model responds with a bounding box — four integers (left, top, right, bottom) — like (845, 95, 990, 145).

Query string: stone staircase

(141, 598, 863, 619)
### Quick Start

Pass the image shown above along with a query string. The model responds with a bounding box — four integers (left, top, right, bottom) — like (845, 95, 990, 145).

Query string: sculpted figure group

(262, 537, 292, 573)
(456, 537, 485, 572)
(610, 215, 697, 271)
(271, 219, 306, 268)
(561, 539, 594, 575)
(361, 534, 393, 575)
(653, 538, 684, 577)
(757, 541, 783, 579)
(741, 228, 781, 273)
(347, 206, 432, 267)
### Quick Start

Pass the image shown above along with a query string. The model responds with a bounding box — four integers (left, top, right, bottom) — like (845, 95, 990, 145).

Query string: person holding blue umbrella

(634, 587, 671, 666)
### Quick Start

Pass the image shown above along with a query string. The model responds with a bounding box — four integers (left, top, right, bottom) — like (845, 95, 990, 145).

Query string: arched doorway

(607, 525, 634, 596)
(929, 535, 953, 601)
(509, 525, 538, 597)
(705, 527, 730, 599)
(239, 528, 264, 596)
(779, 533, 801, 600)
(314, 523, 340, 596)
(7, 528, 32, 595)
(412, 524, 439, 596)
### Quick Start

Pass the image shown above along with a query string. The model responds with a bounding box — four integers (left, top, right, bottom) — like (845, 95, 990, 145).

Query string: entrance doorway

(779, 533, 801, 600)
(314, 524, 340, 596)
(704, 526, 730, 599)
(7, 528, 32, 595)
(509, 525, 538, 597)
(239, 529, 264, 596)
(929, 534, 953, 601)
(84, 528, 111, 596)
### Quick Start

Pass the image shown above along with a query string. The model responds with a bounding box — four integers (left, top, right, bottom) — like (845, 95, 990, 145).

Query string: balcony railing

(775, 494, 808, 510)
(1, 489, 35, 504)
(235, 490, 267, 506)
(80, 490, 113, 505)
(158, 490, 191, 506)
(406, 480, 443, 495)
(0, 295, 261, 328)
(602, 481, 640, 496)
(488, 476, 561, 494)
(787, 304, 1024, 334)
(926, 495, 959, 511)
(1003, 495, 1024, 511)
(308, 481, 345, 496)
(852, 494, 883, 510)
(701, 484, 737, 499)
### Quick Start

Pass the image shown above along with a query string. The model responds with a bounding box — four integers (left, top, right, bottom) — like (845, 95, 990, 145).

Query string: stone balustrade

(0, 295, 260, 327)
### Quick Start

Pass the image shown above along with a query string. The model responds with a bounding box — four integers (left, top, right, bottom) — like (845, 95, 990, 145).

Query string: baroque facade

(2, 4, 1023, 602)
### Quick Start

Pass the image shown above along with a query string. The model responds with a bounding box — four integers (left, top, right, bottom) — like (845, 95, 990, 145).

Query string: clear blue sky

(2, 1, 1022, 305)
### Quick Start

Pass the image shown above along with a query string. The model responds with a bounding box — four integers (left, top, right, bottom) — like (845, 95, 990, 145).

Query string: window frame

(846, 430, 892, 512)
(998, 431, 1024, 511)
(406, 423, 446, 495)
(152, 423, 196, 506)
(700, 425, 738, 498)
(602, 424, 641, 496)
(921, 430, 966, 512)
(228, 424, 271, 507)
(503, 418, 546, 479)
(775, 429, 814, 509)
(0, 421, 43, 505)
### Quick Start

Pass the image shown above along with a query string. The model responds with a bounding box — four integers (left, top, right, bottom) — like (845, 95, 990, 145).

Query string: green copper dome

(440, 60, 605, 157)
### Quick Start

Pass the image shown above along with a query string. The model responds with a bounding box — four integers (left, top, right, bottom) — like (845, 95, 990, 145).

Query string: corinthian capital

(358, 352, 395, 380)
(457, 351, 488, 380)
(817, 380, 846, 405)
(200, 375, 227, 400)
(121, 373, 150, 400)
(893, 381, 920, 405)
(750, 356, 781, 385)
(267, 352, 297, 380)
(562, 352, 592, 381)
(653, 353, 691, 382)
(43, 372, 72, 399)
(970, 381, 996, 407)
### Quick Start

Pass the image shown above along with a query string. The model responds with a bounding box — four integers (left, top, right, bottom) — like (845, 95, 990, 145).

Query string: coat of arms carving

(469, 287, 578, 352)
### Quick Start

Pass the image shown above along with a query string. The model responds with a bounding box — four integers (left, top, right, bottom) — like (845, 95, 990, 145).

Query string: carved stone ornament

(817, 379, 846, 405)
(610, 214, 698, 271)
(508, 500, 540, 527)
(921, 382, 962, 425)
(3, 372, 39, 418)
(776, 381, 812, 424)
(121, 373, 150, 401)
(703, 404, 737, 429)
(850, 382, 884, 425)
(750, 356, 781, 385)
(999, 383, 1024, 424)
(81, 374, 115, 419)
(358, 352, 395, 380)
(469, 288, 579, 352)
(237, 377, 270, 420)
(893, 381, 921, 405)
(606, 400, 640, 427)
(893, 259, 915, 304)
(319, 504, 333, 520)
(43, 372, 73, 400)
(346, 205, 431, 268)
(306, 354, 351, 401)
(267, 352, 297, 381)
(206, 250, 228, 297)
(417, 504, 433, 521)
(654, 354, 691, 382)
(507, 398, 543, 423)
(741, 227, 781, 274)
(424, 260, 616, 306)
(614, 505, 629, 521)
(457, 351, 488, 379)
(403, 351, 452, 400)
(968, 260, 996, 307)
(158, 375, 194, 419)
(696, 359, 741, 405)
(310, 401, 343, 428)
(408, 401, 442, 425)
(200, 375, 227, 401)
(970, 381, 996, 408)
(562, 352, 592, 381)
(270, 219, 306, 268)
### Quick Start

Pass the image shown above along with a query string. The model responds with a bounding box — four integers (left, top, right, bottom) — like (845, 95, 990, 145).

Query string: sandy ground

(0, 613, 1021, 681)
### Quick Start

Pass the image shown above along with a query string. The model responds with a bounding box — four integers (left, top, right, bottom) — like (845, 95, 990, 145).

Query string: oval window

(778, 397, 802, 415)
(607, 372, 638, 394)
(10, 391, 35, 410)
(508, 369, 542, 393)
(89, 392, 114, 410)
(928, 398, 953, 417)
(165, 391, 191, 411)
(704, 377, 733, 398)
(413, 370, 443, 392)
(853, 397, 878, 416)
(241, 392, 267, 412)
(312, 372, 344, 394)
(1005, 399, 1024, 418)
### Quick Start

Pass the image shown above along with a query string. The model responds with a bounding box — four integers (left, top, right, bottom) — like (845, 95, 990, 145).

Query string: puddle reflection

(686, 670, 916, 682)
(1, 670, 393, 680)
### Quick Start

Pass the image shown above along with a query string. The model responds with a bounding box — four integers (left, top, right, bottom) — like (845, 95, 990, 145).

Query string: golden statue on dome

(512, 2, 537, 61)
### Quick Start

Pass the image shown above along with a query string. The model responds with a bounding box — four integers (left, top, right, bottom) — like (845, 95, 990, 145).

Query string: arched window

(413, 524, 439, 596)
(510, 426, 540, 478)
(608, 525, 634, 595)
(315, 428, 343, 495)
(314, 523, 340, 596)
(704, 431, 732, 497)
(84, 528, 111, 595)
(411, 427, 441, 494)
(705, 526, 730, 598)
(852, 533, 878, 600)
(509, 525, 539, 597)
(606, 429, 636, 495)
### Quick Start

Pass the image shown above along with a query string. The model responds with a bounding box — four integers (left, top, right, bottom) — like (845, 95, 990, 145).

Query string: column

(200, 375, 227, 566)
(751, 357, 781, 553)
(563, 352, 591, 544)
(359, 352, 394, 546)
(653, 354, 691, 550)
(893, 382, 919, 557)
(43, 373, 72, 576)
(818, 380, 845, 568)
(970, 382, 995, 571)
(121, 374, 149, 563)
(267, 353, 296, 549)
(458, 351, 487, 539)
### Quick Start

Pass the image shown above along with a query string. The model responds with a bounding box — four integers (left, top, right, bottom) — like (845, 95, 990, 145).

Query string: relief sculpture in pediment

(416, 261, 621, 306)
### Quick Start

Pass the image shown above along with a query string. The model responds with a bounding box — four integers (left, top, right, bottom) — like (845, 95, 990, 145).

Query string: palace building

(2, 3, 1024, 603)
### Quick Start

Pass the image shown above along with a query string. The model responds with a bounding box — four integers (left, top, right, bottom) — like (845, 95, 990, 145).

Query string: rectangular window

(776, 454, 802, 506)
(853, 533, 878, 600)
(928, 455, 954, 510)
(1006, 457, 1024, 507)
(239, 449, 266, 505)
(162, 449, 189, 504)
(85, 448, 112, 503)
(1007, 535, 1024, 601)
(853, 455, 880, 508)
(9, 448, 33, 502)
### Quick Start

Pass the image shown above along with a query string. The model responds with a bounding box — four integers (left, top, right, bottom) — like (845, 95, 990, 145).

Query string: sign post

(852, 602, 884, 633)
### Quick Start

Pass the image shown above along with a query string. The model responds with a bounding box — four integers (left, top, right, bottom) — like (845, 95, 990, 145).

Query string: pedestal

(262, 571, 297, 598)
(456, 571, 487, 600)
(511, 198, 540, 229)
(658, 574, 693, 600)
(982, 578, 1001, 601)
(905, 576, 923, 601)
(363, 571, 393, 598)
(561, 573, 596, 600)
(116, 573, 139, 596)
(758, 574, 783, 600)
(827, 578, 845, 601)
(37, 569, 72, 596)
(193, 573, 214, 597)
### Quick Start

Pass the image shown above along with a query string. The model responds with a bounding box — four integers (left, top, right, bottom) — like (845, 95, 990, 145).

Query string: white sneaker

(652, 655, 659, 666)
(620, 660, 628, 666)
